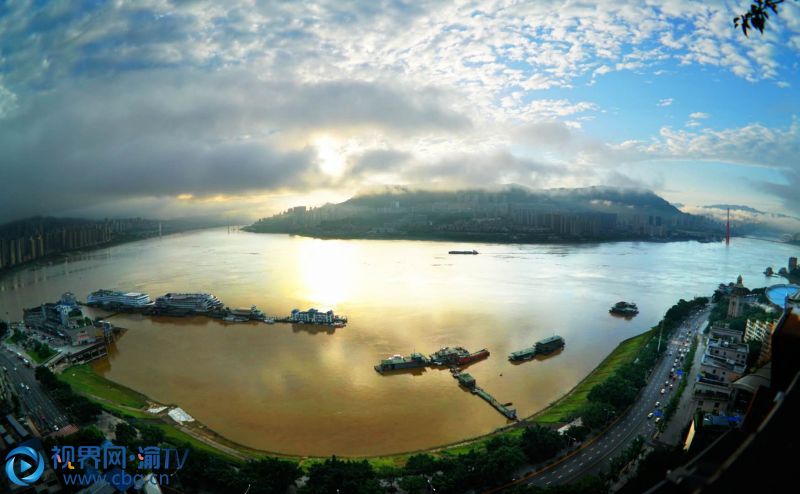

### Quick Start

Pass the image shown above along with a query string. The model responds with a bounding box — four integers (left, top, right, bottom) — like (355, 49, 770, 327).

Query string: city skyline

(1, 1, 799, 229)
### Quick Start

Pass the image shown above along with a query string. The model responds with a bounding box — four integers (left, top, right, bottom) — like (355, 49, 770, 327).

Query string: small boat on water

(508, 335, 565, 361)
(609, 301, 639, 316)
(449, 250, 478, 255)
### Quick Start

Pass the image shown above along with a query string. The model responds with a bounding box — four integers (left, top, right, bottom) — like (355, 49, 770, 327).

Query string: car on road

(53, 425, 59, 432)
(669, 383, 674, 388)
(655, 417, 662, 424)
(648, 412, 654, 419)
(655, 401, 661, 407)
(661, 388, 666, 394)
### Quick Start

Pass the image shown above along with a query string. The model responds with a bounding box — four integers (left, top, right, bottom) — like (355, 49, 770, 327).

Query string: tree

(520, 425, 566, 464)
(138, 424, 165, 445)
(236, 457, 301, 494)
(404, 453, 438, 475)
(479, 442, 526, 485)
(587, 375, 638, 412)
(578, 402, 616, 430)
(114, 422, 139, 446)
(35, 366, 58, 388)
(734, 1, 788, 36)
(301, 456, 382, 494)
(399, 475, 428, 493)
(565, 425, 590, 443)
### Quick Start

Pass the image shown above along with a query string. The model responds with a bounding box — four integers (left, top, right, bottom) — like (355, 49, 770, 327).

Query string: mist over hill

(246, 186, 721, 243)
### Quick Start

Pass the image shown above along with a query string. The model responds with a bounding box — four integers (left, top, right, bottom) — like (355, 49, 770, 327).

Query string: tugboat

(609, 301, 639, 316)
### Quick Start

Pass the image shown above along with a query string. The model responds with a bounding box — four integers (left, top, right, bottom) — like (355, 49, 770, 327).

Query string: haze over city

(1, 1, 799, 228)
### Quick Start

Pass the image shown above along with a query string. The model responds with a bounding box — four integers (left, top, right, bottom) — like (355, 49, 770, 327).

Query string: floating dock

(452, 371, 517, 420)
(472, 386, 517, 420)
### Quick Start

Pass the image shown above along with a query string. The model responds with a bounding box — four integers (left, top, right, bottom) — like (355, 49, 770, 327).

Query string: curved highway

(493, 308, 709, 491)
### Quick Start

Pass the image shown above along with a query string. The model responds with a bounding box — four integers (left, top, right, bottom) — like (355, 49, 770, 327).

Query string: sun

(314, 135, 346, 176)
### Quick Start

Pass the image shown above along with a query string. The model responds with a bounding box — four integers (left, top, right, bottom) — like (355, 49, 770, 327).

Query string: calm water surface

(0, 230, 796, 455)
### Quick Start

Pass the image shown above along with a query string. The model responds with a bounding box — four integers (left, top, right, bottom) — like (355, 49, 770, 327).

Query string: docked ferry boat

(508, 335, 565, 361)
(374, 353, 430, 373)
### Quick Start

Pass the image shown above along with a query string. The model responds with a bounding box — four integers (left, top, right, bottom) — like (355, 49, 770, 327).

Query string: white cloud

(690, 112, 710, 119)
(657, 98, 674, 107)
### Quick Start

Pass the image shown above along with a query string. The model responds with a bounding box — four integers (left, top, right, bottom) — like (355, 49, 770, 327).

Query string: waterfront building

(290, 308, 335, 324)
(744, 319, 777, 365)
(709, 322, 744, 343)
(707, 339, 748, 368)
(694, 338, 748, 413)
(154, 292, 223, 313)
(87, 289, 153, 308)
(790, 256, 798, 272)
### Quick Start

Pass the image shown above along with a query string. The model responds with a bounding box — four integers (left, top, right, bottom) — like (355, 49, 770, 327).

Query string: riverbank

(58, 327, 655, 469)
(243, 227, 720, 246)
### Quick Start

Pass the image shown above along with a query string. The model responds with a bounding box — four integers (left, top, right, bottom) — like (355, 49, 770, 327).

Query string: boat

(508, 346, 537, 361)
(509, 335, 565, 361)
(459, 348, 490, 365)
(374, 353, 430, 373)
(609, 301, 639, 316)
(449, 250, 479, 255)
(535, 335, 565, 354)
(429, 346, 489, 366)
(764, 267, 774, 276)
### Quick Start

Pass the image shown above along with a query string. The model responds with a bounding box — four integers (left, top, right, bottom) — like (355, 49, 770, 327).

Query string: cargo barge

(374, 353, 430, 373)
(448, 250, 479, 255)
(508, 335, 565, 361)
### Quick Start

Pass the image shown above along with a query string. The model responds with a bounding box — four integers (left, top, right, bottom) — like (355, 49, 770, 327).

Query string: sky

(0, 0, 799, 227)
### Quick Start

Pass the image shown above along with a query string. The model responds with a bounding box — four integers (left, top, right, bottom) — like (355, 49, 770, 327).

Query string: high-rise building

(745, 319, 777, 365)
(790, 256, 798, 272)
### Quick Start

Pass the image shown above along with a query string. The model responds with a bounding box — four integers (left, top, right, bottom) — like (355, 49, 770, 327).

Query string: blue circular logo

(5, 446, 45, 486)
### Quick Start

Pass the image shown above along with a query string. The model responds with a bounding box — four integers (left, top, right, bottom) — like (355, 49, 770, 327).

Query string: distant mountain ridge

(247, 186, 721, 243)
(342, 185, 682, 215)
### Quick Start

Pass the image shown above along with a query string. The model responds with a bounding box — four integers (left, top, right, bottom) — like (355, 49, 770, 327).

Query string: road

(0, 346, 70, 434)
(500, 308, 710, 490)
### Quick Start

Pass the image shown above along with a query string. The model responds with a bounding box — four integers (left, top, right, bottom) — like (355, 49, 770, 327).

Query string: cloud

(0, 0, 799, 223)
(0, 69, 470, 222)
(690, 112, 710, 119)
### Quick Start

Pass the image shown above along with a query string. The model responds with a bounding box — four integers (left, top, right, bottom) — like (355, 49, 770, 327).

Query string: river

(0, 229, 795, 455)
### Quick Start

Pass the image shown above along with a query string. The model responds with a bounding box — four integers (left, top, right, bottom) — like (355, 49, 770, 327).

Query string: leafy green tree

(138, 424, 165, 445)
(578, 402, 616, 430)
(115, 422, 139, 446)
(404, 453, 438, 475)
(587, 374, 638, 412)
(399, 475, 428, 493)
(301, 456, 382, 494)
(235, 458, 301, 494)
(565, 425, 590, 443)
(520, 425, 566, 464)
(734, 0, 789, 36)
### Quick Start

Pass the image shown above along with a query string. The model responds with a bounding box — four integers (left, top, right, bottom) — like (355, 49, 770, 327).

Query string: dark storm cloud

(0, 69, 470, 222)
